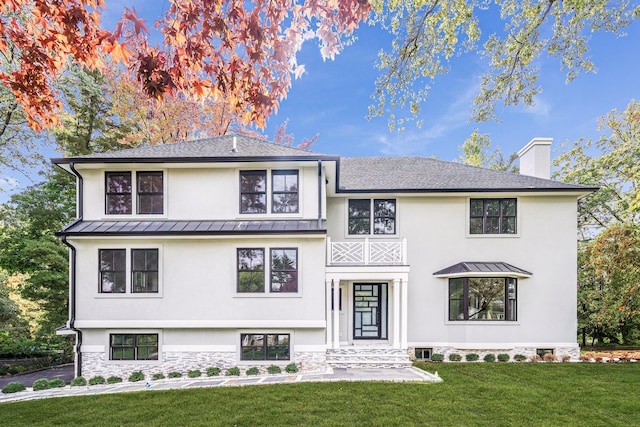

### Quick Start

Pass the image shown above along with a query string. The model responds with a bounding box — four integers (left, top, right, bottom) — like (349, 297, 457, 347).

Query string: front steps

(326, 346, 412, 368)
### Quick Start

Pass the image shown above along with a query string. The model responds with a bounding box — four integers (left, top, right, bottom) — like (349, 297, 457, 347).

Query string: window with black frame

(105, 172, 132, 214)
(137, 171, 163, 214)
(240, 171, 267, 213)
(469, 198, 517, 234)
(131, 249, 159, 293)
(240, 334, 290, 360)
(237, 248, 265, 292)
(348, 199, 396, 235)
(99, 249, 126, 293)
(449, 277, 517, 321)
(272, 170, 298, 213)
(110, 334, 158, 360)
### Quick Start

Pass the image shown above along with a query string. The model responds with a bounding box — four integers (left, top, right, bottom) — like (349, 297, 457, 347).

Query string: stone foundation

(410, 345, 581, 362)
(80, 350, 326, 379)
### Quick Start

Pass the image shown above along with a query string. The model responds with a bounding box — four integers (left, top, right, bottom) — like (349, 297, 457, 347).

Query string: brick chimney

(517, 137, 552, 179)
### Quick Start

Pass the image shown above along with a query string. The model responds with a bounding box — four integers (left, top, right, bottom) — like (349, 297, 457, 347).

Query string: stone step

(326, 347, 412, 368)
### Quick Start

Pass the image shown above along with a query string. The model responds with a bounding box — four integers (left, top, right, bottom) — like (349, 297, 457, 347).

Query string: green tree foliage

(554, 100, 640, 236)
(554, 100, 640, 344)
(578, 224, 640, 345)
(457, 128, 518, 172)
(0, 168, 75, 339)
(0, 43, 45, 179)
(55, 66, 133, 156)
(369, 0, 640, 130)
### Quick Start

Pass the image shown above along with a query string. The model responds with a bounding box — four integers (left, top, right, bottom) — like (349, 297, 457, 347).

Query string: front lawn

(1, 363, 638, 426)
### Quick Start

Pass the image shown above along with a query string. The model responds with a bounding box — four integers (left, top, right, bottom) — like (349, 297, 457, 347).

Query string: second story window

(240, 171, 267, 214)
(137, 172, 163, 214)
(348, 199, 396, 235)
(106, 171, 164, 215)
(272, 170, 299, 213)
(470, 198, 517, 234)
(106, 172, 132, 214)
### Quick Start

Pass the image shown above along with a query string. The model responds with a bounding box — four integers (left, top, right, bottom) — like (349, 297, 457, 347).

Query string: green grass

(1, 363, 639, 426)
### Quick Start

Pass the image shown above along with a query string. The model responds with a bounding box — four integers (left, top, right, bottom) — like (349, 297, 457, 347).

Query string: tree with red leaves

(1, 0, 370, 131)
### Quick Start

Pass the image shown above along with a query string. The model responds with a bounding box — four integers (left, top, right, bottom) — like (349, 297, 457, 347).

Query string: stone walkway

(0, 367, 441, 403)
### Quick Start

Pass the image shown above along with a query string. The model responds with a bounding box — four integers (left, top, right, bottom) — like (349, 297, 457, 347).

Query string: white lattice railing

(328, 237, 406, 265)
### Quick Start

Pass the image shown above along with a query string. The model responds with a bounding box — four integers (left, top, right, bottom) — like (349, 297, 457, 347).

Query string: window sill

(96, 294, 163, 299)
(233, 293, 302, 298)
(445, 320, 520, 326)
(465, 233, 520, 239)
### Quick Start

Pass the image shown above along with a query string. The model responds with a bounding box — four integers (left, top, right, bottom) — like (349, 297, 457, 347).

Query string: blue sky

(1, 4, 639, 200)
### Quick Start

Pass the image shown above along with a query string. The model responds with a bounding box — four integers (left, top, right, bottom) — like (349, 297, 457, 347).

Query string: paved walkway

(0, 367, 441, 403)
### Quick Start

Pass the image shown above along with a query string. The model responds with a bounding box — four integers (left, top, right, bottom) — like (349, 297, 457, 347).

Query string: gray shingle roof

(433, 262, 533, 278)
(58, 219, 326, 236)
(52, 135, 333, 163)
(337, 156, 590, 192)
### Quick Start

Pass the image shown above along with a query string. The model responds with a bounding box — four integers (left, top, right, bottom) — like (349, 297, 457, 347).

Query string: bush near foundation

(89, 376, 106, 385)
(128, 371, 145, 382)
(206, 367, 221, 377)
(48, 379, 66, 388)
(32, 379, 51, 391)
(2, 382, 26, 393)
(70, 377, 87, 386)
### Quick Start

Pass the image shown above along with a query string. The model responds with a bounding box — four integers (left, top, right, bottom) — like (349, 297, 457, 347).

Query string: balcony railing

(327, 237, 407, 265)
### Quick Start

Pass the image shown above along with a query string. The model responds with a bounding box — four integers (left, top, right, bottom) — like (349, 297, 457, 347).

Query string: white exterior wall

(72, 237, 327, 324)
(326, 194, 579, 351)
(78, 163, 320, 221)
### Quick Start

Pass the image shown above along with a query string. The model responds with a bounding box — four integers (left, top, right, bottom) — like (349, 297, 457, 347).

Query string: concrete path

(0, 366, 441, 403)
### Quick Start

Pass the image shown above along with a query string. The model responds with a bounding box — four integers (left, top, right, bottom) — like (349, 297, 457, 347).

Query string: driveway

(0, 364, 74, 388)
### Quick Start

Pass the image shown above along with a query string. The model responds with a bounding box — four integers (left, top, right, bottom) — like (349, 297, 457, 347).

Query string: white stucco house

(53, 135, 595, 378)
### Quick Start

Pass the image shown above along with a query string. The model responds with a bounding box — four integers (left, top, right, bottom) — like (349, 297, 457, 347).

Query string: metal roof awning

(58, 219, 327, 237)
(433, 262, 533, 278)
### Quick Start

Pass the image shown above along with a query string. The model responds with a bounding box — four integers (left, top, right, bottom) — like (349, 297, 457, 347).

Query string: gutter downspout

(317, 160, 323, 222)
(60, 162, 83, 378)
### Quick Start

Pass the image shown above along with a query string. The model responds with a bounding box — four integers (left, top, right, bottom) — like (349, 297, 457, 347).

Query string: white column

(401, 279, 408, 349)
(393, 278, 400, 348)
(325, 279, 332, 348)
(333, 280, 340, 349)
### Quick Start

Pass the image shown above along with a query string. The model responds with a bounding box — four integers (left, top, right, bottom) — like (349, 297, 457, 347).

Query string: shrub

(285, 363, 298, 373)
(483, 354, 496, 363)
(543, 353, 557, 363)
(152, 373, 165, 380)
(431, 353, 444, 362)
(514, 354, 527, 362)
(32, 378, 51, 391)
(0, 366, 8, 376)
(206, 367, 221, 377)
(225, 367, 240, 376)
(2, 382, 26, 394)
(267, 365, 281, 374)
(529, 354, 542, 363)
(128, 371, 145, 382)
(497, 353, 510, 362)
(48, 379, 66, 388)
(33, 378, 51, 391)
(70, 376, 87, 386)
(448, 353, 462, 362)
(89, 376, 106, 385)
(246, 367, 260, 376)
(465, 353, 479, 362)
(106, 376, 123, 384)
(168, 372, 182, 378)
(187, 370, 202, 378)
(562, 355, 571, 363)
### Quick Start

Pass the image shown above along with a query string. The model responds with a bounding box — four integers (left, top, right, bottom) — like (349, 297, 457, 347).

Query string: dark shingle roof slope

(338, 156, 591, 192)
(52, 135, 333, 163)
